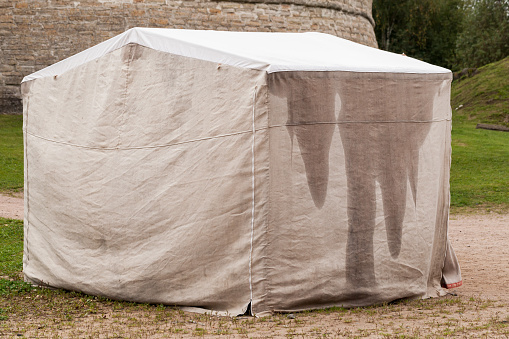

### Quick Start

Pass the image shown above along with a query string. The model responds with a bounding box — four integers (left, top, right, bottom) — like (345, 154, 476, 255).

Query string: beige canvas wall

(23, 44, 459, 315)
(23, 45, 268, 315)
(260, 71, 454, 312)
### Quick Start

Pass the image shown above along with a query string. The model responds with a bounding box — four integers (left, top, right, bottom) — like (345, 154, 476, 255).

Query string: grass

(450, 56, 509, 213)
(0, 114, 23, 193)
(0, 217, 23, 280)
(0, 274, 507, 337)
(450, 123, 509, 213)
(451, 56, 509, 127)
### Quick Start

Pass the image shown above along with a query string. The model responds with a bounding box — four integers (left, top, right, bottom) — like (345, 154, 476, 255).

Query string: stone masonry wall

(0, 0, 376, 112)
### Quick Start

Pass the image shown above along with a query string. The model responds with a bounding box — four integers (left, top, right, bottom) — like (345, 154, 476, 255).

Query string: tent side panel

(23, 45, 268, 315)
(265, 71, 458, 311)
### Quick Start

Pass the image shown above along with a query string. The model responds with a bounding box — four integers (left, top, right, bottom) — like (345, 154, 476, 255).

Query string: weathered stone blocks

(0, 0, 376, 112)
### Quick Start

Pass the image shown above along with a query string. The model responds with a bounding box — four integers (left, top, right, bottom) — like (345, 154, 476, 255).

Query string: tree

(455, 0, 509, 68)
(372, 0, 408, 52)
(373, 0, 464, 70)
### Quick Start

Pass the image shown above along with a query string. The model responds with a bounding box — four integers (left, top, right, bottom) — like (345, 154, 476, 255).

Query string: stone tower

(0, 0, 376, 112)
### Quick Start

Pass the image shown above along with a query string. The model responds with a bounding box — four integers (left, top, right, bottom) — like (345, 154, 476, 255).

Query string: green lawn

(451, 122, 509, 212)
(451, 57, 509, 127)
(0, 115, 23, 193)
(0, 217, 23, 280)
(450, 56, 509, 213)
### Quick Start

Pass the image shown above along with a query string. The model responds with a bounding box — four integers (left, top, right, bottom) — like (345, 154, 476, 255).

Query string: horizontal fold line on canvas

(25, 129, 256, 151)
(277, 118, 452, 127)
(25, 117, 451, 151)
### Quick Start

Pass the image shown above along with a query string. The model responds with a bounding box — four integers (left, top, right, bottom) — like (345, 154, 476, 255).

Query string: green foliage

(373, 0, 463, 70)
(0, 217, 24, 279)
(456, 0, 509, 68)
(373, 0, 509, 70)
(0, 114, 23, 192)
(372, 0, 406, 51)
(0, 279, 34, 296)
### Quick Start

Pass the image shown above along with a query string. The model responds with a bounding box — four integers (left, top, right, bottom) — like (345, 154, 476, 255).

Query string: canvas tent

(21, 28, 462, 316)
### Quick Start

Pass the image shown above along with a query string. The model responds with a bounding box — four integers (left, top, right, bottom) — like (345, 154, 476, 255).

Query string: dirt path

(449, 213, 509, 304)
(0, 192, 23, 220)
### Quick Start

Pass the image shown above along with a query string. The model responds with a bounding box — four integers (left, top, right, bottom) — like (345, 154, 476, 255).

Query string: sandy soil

(449, 213, 509, 304)
(0, 192, 23, 220)
(2, 193, 508, 337)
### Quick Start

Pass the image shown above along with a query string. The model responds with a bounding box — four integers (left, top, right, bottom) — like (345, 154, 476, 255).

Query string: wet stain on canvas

(338, 78, 436, 287)
(269, 74, 336, 209)
(269, 72, 438, 288)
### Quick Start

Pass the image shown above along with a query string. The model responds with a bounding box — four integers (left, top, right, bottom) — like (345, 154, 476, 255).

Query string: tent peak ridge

(22, 27, 450, 83)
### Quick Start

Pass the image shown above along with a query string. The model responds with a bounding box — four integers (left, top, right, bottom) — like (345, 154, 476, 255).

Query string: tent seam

(263, 76, 273, 313)
(24, 92, 30, 265)
(116, 45, 133, 148)
(24, 119, 452, 151)
(274, 119, 452, 126)
(249, 86, 257, 310)
(25, 130, 258, 150)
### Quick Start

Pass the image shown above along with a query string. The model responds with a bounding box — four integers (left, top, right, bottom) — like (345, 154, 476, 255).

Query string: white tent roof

(22, 27, 450, 83)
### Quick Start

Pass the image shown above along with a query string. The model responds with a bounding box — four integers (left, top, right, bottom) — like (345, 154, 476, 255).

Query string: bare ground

(1, 193, 508, 337)
(0, 192, 23, 220)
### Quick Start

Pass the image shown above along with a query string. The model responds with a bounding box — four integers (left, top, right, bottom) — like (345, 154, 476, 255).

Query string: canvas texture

(23, 43, 461, 316)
